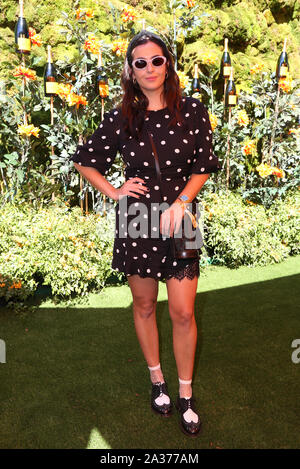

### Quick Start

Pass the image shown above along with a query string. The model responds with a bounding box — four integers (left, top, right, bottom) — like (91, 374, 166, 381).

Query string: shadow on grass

(0, 273, 299, 449)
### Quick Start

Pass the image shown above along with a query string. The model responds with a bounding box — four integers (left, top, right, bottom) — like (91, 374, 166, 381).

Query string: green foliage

(0, 200, 122, 309)
(202, 188, 299, 268)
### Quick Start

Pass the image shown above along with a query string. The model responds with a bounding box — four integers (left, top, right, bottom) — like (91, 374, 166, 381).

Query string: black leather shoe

(176, 396, 202, 436)
(151, 381, 173, 417)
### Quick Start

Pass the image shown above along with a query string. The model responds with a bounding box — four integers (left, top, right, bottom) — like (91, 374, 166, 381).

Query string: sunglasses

(132, 56, 167, 70)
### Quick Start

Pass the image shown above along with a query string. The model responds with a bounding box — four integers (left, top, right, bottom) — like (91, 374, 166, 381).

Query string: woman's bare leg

(165, 275, 198, 397)
(127, 274, 162, 378)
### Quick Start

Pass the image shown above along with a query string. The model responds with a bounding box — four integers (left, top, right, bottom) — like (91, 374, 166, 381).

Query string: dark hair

(120, 30, 185, 139)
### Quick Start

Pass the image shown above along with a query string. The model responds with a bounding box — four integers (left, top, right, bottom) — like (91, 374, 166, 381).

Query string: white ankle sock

(179, 378, 198, 424)
(148, 363, 170, 406)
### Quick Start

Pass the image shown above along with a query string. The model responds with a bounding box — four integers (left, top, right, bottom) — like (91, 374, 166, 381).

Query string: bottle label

(99, 83, 109, 98)
(46, 82, 58, 94)
(223, 66, 231, 77)
(280, 66, 288, 77)
(228, 95, 237, 105)
(18, 37, 31, 51)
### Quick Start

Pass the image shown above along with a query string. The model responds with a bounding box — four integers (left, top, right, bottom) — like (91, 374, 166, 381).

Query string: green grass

(0, 256, 299, 449)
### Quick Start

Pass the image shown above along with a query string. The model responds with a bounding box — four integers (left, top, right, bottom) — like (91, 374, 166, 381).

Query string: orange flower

(84, 34, 101, 55)
(57, 83, 72, 100)
(250, 63, 264, 74)
(289, 127, 300, 136)
(278, 75, 293, 93)
(75, 8, 94, 20)
(186, 0, 196, 7)
(9, 281, 22, 289)
(112, 39, 128, 56)
(271, 167, 285, 178)
(208, 112, 218, 131)
(121, 6, 137, 23)
(237, 110, 249, 127)
(13, 65, 37, 80)
(242, 140, 256, 155)
(67, 93, 87, 109)
(29, 27, 42, 47)
(18, 124, 40, 138)
(98, 83, 109, 98)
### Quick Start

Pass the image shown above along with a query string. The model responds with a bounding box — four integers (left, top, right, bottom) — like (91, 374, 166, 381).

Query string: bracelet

(174, 199, 198, 228)
(174, 199, 187, 210)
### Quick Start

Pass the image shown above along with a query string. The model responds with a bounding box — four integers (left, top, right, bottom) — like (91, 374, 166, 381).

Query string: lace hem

(165, 258, 200, 281)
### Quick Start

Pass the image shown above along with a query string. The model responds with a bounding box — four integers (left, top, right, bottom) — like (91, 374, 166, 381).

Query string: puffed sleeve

(190, 98, 221, 175)
(70, 108, 120, 175)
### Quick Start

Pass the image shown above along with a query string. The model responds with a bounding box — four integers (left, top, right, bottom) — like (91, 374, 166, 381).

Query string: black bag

(147, 131, 203, 259)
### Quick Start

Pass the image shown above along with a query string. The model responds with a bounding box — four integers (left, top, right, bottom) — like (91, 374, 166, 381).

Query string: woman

(70, 30, 221, 437)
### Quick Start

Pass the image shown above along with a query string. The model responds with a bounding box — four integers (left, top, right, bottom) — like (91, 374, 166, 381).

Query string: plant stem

(269, 85, 280, 165)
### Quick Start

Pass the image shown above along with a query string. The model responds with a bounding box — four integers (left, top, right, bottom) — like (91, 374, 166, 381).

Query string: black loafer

(151, 381, 173, 417)
(176, 396, 202, 436)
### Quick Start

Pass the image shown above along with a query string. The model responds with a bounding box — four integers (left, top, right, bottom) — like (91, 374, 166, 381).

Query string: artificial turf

(0, 256, 299, 449)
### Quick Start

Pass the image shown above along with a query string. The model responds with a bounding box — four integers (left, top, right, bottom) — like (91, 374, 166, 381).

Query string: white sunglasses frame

(131, 56, 167, 70)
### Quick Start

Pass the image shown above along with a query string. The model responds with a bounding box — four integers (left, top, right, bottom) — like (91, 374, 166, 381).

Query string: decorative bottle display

(192, 64, 201, 94)
(220, 38, 231, 79)
(15, 0, 31, 55)
(96, 50, 108, 99)
(276, 38, 289, 80)
(44, 45, 58, 97)
(225, 67, 237, 107)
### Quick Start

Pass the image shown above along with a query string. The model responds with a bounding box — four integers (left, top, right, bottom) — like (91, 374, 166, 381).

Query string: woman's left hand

(160, 201, 185, 237)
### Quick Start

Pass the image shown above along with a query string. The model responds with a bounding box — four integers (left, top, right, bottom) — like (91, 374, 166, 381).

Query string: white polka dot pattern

(70, 98, 221, 280)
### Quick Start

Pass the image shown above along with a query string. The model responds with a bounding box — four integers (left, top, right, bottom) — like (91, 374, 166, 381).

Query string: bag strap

(147, 130, 164, 201)
(147, 130, 199, 228)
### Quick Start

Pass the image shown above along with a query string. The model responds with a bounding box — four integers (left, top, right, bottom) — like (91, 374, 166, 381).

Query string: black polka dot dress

(70, 97, 221, 281)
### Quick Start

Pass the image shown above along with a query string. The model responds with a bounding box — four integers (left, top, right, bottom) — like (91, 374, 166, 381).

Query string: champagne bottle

(192, 64, 201, 93)
(225, 67, 237, 107)
(96, 50, 108, 99)
(276, 38, 289, 80)
(44, 45, 58, 97)
(220, 38, 231, 79)
(15, 0, 31, 55)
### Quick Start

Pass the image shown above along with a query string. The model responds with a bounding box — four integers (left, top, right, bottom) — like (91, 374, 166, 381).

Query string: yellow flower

(121, 6, 137, 23)
(112, 39, 128, 56)
(57, 83, 72, 100)
(177, 71, 189, 89)
(256, 163, 273, 178)
(250, 63, 264, 74)
(201, 51, 218, 66)
(278, 74, 293, 93)
(237, 109, 249, 127)
(208, 112, 218, 131)
(84, 34, 101, 55)
(242, 140, 256, 155)
(18, 124, 40, 138)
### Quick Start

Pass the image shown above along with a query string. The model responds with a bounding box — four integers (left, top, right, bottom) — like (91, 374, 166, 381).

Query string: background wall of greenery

(1, 0, 300, 83)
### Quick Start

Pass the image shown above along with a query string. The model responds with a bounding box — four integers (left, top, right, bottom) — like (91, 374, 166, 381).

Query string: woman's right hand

(114, 177, 149, 200)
